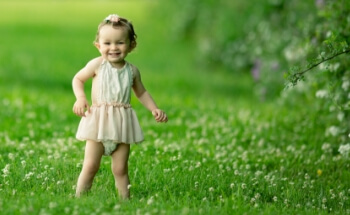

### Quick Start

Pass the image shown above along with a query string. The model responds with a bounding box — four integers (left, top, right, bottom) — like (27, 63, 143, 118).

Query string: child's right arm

(72, 57, 102, 117)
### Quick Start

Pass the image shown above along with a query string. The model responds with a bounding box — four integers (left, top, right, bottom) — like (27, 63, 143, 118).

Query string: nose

(110, 44, 118, 50)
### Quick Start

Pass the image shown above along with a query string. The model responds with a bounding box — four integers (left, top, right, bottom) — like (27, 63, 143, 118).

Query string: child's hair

(94, 14, 137, 48)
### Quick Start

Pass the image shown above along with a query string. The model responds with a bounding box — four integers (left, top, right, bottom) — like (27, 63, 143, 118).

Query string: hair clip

(105, 14, 120, 23)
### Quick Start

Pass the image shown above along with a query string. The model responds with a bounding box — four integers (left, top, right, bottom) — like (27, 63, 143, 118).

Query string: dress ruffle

(76, 104, 144, 144)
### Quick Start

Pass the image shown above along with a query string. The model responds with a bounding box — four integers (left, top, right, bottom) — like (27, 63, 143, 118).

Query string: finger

(78, 108, 83, 117)
(157, 113, 165, 122)
(152, 110, 158, 117)
(157, 112, 163, 121)
(74, 107, 80, 116)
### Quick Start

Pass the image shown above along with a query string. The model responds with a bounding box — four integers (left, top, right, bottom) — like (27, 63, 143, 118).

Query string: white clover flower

(326, 126, 340, 137)
(338, 144, 350, 158)
(241, 183, 247, 189)
(304, 173, 310, 180)
(24, 172, 34, 180)
(56, 180, 64, 185)
(273, 196, 278, 202)
(2, 164, 10, 176)
(147, 196, 154, 205)
(322, 143, 332, 153)
(209, 187, 214, 192)
(8, 153, 15, 160)
(49, 202, 57, 209)
(255, 193, 261, 199)
(230, 183, 235, 189)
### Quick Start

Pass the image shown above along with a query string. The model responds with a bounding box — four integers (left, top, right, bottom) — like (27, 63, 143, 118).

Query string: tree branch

(293, 48, 350, 77)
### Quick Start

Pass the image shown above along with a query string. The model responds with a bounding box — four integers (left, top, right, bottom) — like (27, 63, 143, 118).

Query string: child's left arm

(132, 66, 168, 123)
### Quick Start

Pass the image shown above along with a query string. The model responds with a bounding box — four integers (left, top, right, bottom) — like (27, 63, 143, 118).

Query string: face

(95, 25, 133, 68)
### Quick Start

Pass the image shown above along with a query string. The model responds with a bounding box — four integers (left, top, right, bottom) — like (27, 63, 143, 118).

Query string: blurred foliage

(167, 0, 350, 143)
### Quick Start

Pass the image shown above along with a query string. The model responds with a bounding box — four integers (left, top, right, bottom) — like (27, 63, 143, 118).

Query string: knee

(82, 161, 100, 176)
(112, 164, 128, 178)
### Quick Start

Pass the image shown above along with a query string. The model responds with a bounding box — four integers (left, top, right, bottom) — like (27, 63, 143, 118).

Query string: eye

(104, 42, 111, 45)
(118, 41, 125, 44)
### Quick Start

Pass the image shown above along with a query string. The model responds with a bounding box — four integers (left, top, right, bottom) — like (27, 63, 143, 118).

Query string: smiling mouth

(109, 53, 121, 57)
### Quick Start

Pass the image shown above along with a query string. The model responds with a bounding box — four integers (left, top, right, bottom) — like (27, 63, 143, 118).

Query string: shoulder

(85, 57, 103, 71)
(128, 63, 141, 79)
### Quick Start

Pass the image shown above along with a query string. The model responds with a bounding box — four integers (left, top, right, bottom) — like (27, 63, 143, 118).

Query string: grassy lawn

(0, 1, 349, 214)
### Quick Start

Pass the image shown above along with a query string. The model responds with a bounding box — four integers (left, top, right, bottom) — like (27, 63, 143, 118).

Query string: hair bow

(105, 14, 120, 22)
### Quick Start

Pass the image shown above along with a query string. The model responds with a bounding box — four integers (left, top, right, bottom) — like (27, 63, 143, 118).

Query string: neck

(109, 60, 126, 69)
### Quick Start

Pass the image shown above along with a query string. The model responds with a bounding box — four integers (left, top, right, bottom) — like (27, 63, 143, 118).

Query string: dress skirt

(76, 104, 144, 144)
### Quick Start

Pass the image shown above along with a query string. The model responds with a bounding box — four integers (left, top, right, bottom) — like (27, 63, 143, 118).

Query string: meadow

(0, 1, 349, 214)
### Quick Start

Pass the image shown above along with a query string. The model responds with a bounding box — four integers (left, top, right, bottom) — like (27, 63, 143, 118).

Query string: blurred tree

(168, 0, 350, 143)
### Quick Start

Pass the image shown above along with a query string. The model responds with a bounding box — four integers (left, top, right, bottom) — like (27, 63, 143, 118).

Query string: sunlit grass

(0, 1, 349, 215)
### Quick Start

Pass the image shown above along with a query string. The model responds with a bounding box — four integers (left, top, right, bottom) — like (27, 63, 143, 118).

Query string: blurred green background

(0, 0, 349, 214)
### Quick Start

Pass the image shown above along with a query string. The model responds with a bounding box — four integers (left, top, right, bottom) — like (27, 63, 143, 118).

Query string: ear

(129, 41, 137, 52)
(94, 42, 100, 50)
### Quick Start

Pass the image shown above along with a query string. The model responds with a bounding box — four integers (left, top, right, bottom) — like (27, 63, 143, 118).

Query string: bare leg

(111, 143, 130, 200)
(75, 140, 104, 197)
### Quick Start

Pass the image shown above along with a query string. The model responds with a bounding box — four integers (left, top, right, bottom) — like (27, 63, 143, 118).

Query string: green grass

(0, 1, 349, 215)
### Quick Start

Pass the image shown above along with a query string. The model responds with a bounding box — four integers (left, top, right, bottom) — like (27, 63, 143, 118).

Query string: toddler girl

(72, 14, 168, 199)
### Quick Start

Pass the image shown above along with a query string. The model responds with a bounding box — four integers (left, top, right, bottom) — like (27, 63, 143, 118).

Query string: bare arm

(132, 65, 168, 122)
(72, 57, 102, 117)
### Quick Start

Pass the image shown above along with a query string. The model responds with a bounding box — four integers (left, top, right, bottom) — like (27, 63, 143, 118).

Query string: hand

(73, 98, 90, 117)
(152, 109, 168, 123)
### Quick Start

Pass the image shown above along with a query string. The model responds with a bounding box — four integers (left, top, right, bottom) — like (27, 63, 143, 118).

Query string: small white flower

(127, 184, 132, 190)
(273, 196, 278, 202)
(316, 90, 328, 98)
(2, 164, 10, 175)
(8, 153, 15, 160)
(241, 183, 247, 189)
(327, 126, 340, 137)
(338, 112, 345, 122)
(230, 183, 235, 189)
(255, 193, 261, 199)
(209, 187, 214, 192)
(147, 196, 154, 205)
(339, 144, 350, 158)
(342, 80, 350, 91)
(49, 202, 57, 209)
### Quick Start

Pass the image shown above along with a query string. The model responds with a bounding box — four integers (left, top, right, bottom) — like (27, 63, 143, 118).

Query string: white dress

(76, 60, 144, 155)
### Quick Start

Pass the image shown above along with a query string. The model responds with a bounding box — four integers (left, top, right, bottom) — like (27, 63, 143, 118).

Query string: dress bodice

(92, 60, 133, 105)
